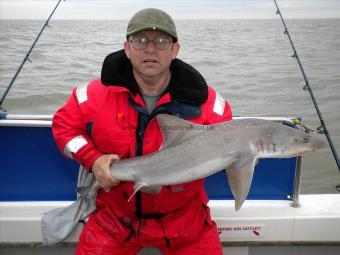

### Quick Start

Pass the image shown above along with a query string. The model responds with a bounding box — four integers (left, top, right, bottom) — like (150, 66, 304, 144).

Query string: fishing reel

(282, 116, 325, 134)
(292, 116, 325, 134)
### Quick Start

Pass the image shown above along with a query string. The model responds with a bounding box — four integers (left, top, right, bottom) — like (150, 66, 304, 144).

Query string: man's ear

(172, 42, 180, 60)
(124, 41, 130, 59)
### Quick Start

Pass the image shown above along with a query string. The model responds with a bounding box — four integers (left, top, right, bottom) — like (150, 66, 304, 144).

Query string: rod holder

(290, 156, 303, 208)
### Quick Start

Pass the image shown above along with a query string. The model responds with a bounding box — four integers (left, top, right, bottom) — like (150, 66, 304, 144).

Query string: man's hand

(92, 154, 120, 191)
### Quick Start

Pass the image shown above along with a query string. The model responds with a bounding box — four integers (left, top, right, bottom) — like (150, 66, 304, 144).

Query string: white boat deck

(1, 194, 340, 244)
(210, 194, 340, 244)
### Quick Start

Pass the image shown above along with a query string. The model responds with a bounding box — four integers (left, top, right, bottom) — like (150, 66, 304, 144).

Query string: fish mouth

(312, 139, 327, 151)
(313, 144, 327, 151)
(301, 143, 327, 154)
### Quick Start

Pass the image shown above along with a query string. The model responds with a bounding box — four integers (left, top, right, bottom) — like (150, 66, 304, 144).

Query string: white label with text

(218, 225, 264, 239)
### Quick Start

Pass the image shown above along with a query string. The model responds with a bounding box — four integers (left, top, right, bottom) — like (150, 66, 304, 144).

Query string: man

(53, 8, 232, 255)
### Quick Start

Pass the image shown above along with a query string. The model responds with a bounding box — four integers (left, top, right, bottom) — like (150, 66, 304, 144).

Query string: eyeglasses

(128, 37, 172, 50)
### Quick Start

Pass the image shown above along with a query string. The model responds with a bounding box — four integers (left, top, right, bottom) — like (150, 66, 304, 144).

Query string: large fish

(41, 114, 325, 244)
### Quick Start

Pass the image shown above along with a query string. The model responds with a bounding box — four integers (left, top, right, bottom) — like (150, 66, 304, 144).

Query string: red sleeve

(52, 83, 103, 170)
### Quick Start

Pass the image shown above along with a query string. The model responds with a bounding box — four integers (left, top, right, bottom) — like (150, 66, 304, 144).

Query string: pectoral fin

(226, 155, 257, 211)
(128, 181, 162, 202)
(128, 181, 145, 202)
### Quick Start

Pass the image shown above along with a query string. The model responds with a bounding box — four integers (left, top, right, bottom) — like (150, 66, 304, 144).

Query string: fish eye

(300, 136, 310, 143)
(293, 135, 310, 144)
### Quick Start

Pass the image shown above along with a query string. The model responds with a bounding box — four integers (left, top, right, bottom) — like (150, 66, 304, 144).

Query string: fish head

(247, 120, 327, 158)
(274, 127, 327, 157)
(289, 132, 326, 155)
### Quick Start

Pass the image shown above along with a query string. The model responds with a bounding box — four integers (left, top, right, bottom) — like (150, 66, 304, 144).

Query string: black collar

(101, 50, 208, 105)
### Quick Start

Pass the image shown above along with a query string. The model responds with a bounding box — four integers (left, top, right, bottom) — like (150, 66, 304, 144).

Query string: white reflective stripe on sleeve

(76, 84, 88, 104)
(64, 135, 88, 158)
(213, 92, 225, 116)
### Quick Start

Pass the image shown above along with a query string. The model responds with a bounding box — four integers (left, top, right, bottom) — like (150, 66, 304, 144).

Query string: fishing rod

(0, 0, 65, 112)
(273, 0, 340, 172)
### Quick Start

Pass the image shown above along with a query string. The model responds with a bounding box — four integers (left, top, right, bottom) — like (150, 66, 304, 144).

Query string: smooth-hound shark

(42, 114, 326, 244)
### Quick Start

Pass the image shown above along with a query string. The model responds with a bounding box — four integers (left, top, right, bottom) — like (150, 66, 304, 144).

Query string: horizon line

(2, 17, 340, 21)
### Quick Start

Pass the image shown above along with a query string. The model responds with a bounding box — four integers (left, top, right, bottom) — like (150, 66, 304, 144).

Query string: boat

(1, 113, 339, 254)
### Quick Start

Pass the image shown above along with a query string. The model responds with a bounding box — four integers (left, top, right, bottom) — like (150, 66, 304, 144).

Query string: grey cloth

(41, 166, 99, 244)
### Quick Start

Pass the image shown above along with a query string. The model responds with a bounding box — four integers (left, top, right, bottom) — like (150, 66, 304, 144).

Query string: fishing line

(0, 0, 65, 112)
(273, 0, 340, 173)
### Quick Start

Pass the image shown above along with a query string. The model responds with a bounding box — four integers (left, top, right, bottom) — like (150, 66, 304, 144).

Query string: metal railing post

(291, 156, 302, 208)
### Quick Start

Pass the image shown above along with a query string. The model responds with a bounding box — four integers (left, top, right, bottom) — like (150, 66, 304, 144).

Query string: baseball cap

(126, 8, 178, 42)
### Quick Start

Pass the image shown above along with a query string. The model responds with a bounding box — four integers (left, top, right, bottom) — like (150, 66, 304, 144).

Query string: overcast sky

(0, 0, 340, 20)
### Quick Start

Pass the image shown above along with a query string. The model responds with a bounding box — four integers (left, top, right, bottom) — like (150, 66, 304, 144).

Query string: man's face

(124, 30, 180, 79)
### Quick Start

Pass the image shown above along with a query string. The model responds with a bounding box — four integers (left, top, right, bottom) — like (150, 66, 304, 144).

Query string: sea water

(0, 19, 339, 193)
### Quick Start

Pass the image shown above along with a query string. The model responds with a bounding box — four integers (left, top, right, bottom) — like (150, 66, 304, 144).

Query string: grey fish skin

(41, 114, 326, 244)
(110, 114, 326, 209)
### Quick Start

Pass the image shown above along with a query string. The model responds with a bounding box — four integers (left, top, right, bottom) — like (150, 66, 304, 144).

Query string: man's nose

(144, 41, 157, 52)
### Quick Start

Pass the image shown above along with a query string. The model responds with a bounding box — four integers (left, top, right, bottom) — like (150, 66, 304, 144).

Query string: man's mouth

(143, 59, 158, 63)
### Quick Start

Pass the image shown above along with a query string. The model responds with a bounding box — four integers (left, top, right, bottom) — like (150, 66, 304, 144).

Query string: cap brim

(127, 26, 178, 42)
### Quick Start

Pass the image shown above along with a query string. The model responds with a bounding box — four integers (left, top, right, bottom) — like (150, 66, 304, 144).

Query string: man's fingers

(100, 178, 114, 191)
(98, 175, 119, 191)
(109, 154, 120, 164)
(111, 154, 120, 160)
(101, 180, 119, 192)
(110, 177, 120, 187)
(92, 154, 120, 191)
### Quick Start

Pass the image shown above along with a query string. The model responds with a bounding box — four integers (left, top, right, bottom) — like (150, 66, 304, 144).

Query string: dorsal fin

(157, 114, 207, 149)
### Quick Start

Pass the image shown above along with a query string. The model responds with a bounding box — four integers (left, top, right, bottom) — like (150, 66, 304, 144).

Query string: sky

(0, 0, 340, 20)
